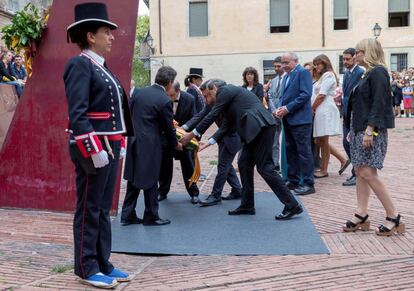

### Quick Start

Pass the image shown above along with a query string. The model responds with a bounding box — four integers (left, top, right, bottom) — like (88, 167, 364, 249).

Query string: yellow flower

(11, 36, 19, 49)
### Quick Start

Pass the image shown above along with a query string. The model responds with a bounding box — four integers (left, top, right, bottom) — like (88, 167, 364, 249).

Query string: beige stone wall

(149, 0, 414, 82)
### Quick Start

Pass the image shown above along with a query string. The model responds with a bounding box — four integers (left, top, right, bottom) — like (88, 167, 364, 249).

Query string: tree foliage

(132, 15, 150, 88)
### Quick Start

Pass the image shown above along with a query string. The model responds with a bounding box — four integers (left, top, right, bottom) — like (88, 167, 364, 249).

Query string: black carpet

(111, 192, 329, 255)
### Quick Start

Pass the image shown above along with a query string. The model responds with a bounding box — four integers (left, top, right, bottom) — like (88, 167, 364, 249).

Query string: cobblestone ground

(1, 118, 413, 290)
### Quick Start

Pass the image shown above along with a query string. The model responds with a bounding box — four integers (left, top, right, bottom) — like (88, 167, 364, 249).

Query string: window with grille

(263, 60, 276, 83)
(189, 2, 208, 37)
(389, 0, 410, 27)
(338, 55, 345, 74)
(390, 53, 408, 72)
(270, 0, 290, 33)
(334, 0, 349, 30)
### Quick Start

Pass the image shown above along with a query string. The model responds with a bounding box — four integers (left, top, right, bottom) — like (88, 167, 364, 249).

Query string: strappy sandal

(343, 213, 370, 232)
(376, 214, 405, 236)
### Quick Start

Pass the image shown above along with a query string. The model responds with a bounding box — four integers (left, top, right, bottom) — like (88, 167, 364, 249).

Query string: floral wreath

(1, 3, 50, 77)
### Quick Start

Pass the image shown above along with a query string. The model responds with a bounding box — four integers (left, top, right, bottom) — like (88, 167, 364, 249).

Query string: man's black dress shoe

(293, 185, 315, 195)
(222, 191, 242, 200)
(143, 219, 171, 226)
(275, 204, 303, 220)
(228, 207, 256, 215)
(342, 175, 356, 186)
(285, 181, 299, 191)
(121, 218, 143, 226)
(199, 195, 221, 207)
(191, 196, 200, 204)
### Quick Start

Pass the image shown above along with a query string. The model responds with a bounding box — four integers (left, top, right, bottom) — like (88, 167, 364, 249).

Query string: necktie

(275, 75, 281, 96)
(281, 74, 289, 93)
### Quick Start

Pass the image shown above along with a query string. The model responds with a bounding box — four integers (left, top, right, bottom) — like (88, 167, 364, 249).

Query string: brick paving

(0, 118, 413, 290)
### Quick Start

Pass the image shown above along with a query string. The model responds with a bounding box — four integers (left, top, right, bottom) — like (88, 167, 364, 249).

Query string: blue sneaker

(80, 272, 119, 289)
(106, 268, 131, 282)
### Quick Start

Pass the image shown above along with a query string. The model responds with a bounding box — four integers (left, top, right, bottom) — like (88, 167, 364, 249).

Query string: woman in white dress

(311, 54, 349, 178)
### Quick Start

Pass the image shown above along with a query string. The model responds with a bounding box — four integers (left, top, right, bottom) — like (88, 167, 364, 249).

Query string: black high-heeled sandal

(343, 213, 370, 232)
(376, 214, 405, 236)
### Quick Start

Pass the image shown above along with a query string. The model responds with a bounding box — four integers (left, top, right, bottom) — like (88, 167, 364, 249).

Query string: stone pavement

(0, 118, 413, 290)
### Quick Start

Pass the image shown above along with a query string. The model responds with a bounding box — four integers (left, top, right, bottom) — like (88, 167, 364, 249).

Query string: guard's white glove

(119, 147, 126, 159)
(91, 150, 109, 168)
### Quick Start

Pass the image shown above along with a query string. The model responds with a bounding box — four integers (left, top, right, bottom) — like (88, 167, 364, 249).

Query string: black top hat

(67, 2, 118, 34)
(187, 68, 204, 78)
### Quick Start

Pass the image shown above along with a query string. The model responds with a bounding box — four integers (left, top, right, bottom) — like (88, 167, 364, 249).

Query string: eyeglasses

(355, 49, 364, 54)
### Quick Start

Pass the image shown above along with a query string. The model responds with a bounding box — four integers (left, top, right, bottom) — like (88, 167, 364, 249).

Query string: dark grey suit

(186, 105, 242, 197)
(122, 84, 177, 223)
(195, 85, 299, 209)
(209, 114, 242, 197)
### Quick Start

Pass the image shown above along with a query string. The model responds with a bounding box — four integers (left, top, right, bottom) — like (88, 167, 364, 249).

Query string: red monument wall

(0, 0, 139, 212)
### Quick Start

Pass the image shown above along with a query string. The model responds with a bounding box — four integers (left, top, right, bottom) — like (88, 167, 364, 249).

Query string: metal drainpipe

(158, 0, 162, 54)
(322, 0, 325, 47)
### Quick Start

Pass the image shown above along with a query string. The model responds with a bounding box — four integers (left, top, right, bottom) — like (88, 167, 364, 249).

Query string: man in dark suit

(129, 79, 138, 99)
(181, 79, 302, 219)
(121, 66, 183, 226)
(157, 81, 200, 204)
(339, 48, 364, 186)
(183, 81, 242, 206)
(276, 52, 314, 195)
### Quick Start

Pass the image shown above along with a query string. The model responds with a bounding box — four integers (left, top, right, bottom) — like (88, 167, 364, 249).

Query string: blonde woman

(343, 38, 404, 236)
(311, 54, 349, 178)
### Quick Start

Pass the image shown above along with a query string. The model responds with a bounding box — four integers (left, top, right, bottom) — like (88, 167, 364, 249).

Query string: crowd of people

(391, 68, 414, 118)
(0, 46, 26, 97)
(62, 2, 405, 289)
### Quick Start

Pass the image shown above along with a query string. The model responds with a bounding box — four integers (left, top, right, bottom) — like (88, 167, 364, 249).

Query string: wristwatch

(365, 128, 379, 137)
(365, 129, 373, 136)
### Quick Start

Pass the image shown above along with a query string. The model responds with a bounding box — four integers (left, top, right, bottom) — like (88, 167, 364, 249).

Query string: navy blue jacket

(63, 53, 133, 157)
(278, 65, 313, 126)
(10, 63, 27, 80)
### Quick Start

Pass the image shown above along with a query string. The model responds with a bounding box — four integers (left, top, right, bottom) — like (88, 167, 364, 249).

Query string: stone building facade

(148, 0, 414, 84)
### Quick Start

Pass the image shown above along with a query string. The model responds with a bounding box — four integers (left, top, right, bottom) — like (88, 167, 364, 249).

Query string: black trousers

(211, 140, 241, 197)
(238, 125, 299, 209)
(157, 147, 199, 197)
(121, 181, 159, 223)
(69, 140, 120, 279)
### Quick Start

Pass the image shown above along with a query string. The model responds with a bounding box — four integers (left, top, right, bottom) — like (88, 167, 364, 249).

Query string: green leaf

(20, 35, 28, 45)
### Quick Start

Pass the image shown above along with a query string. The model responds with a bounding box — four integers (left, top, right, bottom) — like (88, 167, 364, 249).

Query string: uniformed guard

(63, 2, 133, 289)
